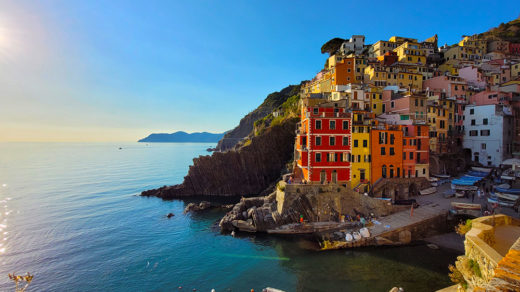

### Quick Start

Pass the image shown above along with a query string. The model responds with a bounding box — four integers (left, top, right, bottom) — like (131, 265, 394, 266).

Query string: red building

(510, 43, 520, 56)
(295, 99, 352, 184)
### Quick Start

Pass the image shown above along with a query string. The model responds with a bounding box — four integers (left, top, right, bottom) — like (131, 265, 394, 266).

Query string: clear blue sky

(1, 0, 518, 141)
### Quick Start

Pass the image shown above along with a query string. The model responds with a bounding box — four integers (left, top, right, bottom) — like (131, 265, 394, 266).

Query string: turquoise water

(0, 142, 457, 291)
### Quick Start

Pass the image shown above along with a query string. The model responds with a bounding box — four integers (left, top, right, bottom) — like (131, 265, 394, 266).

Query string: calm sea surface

(0, 142, 457, 291)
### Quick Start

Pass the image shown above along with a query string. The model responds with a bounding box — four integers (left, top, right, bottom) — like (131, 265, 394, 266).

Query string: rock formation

(215, 85, 300, 151)
(141, 118, 298, 198)
(219, 183, 408, 233)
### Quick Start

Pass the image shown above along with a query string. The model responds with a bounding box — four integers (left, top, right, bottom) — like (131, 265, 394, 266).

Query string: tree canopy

(321, 38, 345, 56)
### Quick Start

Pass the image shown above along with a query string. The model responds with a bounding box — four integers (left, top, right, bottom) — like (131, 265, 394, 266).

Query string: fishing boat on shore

(496, 192, 520, 201)
(419, 187, 437, 195)
(495, 187, 520, 194)
(450, 202, 482, 210)
(488, 197, 516, 207)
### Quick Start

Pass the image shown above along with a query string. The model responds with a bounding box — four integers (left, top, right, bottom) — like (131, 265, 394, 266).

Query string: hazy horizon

(1, 0, 518, 142)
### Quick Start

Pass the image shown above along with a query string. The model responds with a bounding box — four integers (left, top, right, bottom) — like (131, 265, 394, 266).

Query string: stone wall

(371, 177, 431, 200)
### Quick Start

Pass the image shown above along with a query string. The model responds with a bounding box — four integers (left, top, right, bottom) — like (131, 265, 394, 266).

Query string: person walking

(471, 190, 475, 203)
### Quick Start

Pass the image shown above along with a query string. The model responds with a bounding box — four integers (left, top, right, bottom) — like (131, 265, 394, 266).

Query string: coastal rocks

(220, 184, 407, 233)
(166, 213, 175, 218)
(141, 119, 298, 199)
(183, 201, 233, 213)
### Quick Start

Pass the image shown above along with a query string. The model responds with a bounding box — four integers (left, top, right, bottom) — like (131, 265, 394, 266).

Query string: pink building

(459, 66, 487, 90)
(423, 75, 468, 99)
(382, 89, 428, 121)
(469, 91, 514, 106)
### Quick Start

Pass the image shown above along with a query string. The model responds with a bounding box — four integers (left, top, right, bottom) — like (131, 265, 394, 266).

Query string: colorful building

(370, 124, 403, 185)
(295, 99, 352, 184)
(350, 111, 373, 192)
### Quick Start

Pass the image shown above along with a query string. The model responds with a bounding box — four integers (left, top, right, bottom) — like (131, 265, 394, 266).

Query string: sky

(0, 0, 518, 142)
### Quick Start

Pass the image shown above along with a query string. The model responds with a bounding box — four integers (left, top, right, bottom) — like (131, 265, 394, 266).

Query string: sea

(0, 142, 458, 292)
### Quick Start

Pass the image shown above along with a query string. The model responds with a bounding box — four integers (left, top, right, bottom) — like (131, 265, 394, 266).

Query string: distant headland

(138, 131, 225, 143)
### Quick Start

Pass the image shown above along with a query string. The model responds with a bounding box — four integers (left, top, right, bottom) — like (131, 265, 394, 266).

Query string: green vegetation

(448, 264, 468, 289)
(254, 94, 301, 136)
(468, 259, 482, 278)
(8, 273, 34, 292)
(477, 17, 520, 43)
(455, 219, 473, 235)
(321, 37, 345, 56)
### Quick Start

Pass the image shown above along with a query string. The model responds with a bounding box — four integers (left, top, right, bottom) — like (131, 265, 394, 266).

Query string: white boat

(420, 187, 437, 195)
(497, 183, 511, 189)
(455, 191, 466, 198)
(496, 192, 520, 201)
(488, 197, 516, 207)
(472, 167, 492, 173)
(434, 174, 451, 179)
(359, 227, 370, 238)
(352, 231, 362, 241)
(345, 232, 353, 242)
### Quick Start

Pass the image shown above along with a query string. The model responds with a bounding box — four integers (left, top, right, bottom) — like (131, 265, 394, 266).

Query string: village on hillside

(287, 26, 520, 291)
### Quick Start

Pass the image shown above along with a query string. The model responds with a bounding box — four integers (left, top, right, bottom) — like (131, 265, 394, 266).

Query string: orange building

(331, 57, 356, 86)
(370, 124, 403, 184)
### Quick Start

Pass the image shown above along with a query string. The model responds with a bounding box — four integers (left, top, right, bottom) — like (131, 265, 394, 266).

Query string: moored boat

(352, 231, 362, 241)
(450, 202, 482, 211)
(419, 187, 437, 195)
(496, 192, 520, 201)
(495, 187, 520, 194)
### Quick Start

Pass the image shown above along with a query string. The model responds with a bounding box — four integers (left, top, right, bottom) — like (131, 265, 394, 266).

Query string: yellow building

(427, 98, 455, 153)
(394, 42, 426, 64)
(458, 35, 487, 54)
(445, 45, 484, 64)
(511, 63, 520, 79)
(366, 86, 383, 115)
(350, 111, 371, 192)
(364, 64, 423, 90)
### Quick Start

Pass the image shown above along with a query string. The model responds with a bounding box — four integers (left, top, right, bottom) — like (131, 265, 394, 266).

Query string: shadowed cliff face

(141, 118, 298, 198)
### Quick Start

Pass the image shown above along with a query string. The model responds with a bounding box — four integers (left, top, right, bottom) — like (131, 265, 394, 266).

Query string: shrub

(448, 264, 468, 289)
(455, 219, 473, 235)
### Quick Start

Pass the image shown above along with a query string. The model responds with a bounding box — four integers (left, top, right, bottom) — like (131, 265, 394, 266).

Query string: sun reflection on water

(0, 183, 9, 254)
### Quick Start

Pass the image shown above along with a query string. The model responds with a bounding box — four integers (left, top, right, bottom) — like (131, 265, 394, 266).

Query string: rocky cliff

(141, 118, 298, 198)
(215, 84, 300, 152)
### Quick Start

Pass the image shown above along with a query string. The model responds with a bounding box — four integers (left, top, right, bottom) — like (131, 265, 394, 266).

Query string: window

(482, 143, 486, 150)
(481, 130, 490, 136)
(354, 140, 358, 147)
(469, 130, 478, 136)
(423, 168, 426, 175)
(343, 121, 349, 130)
(470, 109, 474, 115)
(343, 137, 349, 146)
(329, 136, 335, 146)
(483, 118, 488, 125)
(381, 147, 386, 155)
(330, 121, 336, 130)
(313, 108, 318, 115)
(390, 147, 395, 155)
(363, 140, 368, 147)
(315, 153, 321, 162)
(390, 134, 395, 145)
(415, 99, 418, 106)
(471, 119, 475, 125)
(403, 139, 407, 146)
(409, 152, 413, 160)
(316, 120, 322, 129)
(382, 165, 387, 178)
(316, 136, 321, 146)
(391, 101, 395, 108)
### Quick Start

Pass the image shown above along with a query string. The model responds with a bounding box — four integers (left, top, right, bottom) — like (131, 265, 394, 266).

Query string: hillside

(215, 84, 301, 151)
(138, 131, 224, 143)
(477, 17, 520, 42)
